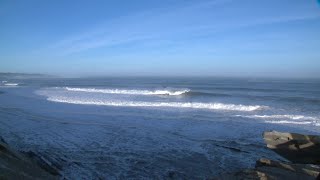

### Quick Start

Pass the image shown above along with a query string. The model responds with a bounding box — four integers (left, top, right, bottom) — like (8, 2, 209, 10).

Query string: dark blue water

(0, 77, 319, 179)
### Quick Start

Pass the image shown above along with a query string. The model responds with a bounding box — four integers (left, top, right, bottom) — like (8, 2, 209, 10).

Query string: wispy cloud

(37, 0, 320, 56)
(36, 0, 236, 55)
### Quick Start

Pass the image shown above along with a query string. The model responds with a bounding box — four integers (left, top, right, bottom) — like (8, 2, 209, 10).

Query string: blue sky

(1, 0, 320, 77)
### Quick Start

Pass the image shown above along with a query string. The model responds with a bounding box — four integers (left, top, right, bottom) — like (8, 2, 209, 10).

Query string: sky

(0, 0, 320, 77)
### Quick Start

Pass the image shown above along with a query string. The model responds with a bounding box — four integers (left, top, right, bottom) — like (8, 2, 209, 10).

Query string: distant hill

(0, 72, 56, 79)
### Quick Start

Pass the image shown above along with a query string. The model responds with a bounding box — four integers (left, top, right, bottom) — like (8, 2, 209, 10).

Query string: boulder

(263, 131, 320, 164)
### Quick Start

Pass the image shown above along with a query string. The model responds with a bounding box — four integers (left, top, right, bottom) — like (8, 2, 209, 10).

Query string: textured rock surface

(263, 131, 320, 164)
(0, 137, 58, 180)
(214, 158, 319, 180)
(215, 131, 320, 180)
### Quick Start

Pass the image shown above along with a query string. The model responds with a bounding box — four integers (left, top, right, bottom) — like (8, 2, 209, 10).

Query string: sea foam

(4, 83, 18, 86)
(236, 114, 320, 126)
(236, 114, 319, 121)
(46, 97, 264, 111)
(65, 87, 190, 96)
(264, 120, 313, 125)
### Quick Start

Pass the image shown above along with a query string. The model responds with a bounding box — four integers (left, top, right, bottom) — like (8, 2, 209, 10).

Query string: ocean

(0, 76, 319, 179)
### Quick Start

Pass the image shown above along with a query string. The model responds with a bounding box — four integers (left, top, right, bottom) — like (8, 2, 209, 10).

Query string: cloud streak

(39, 0, 320, 56)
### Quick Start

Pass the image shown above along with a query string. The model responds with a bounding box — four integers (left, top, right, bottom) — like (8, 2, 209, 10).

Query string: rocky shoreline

(215, 131, 320, 180)
(215, 158, 320, 179)
(1, 131, 319, 179)
(0, 137, 59, 179)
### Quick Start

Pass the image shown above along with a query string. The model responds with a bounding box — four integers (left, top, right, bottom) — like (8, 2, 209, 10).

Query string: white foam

(46, 97, 264, 111)
(265, 120, 313, 125)
(237, 114, 319, 121)
(4, 83, 18, 86)
(236, 114, 320, 126)
(65, 87, 189, 96)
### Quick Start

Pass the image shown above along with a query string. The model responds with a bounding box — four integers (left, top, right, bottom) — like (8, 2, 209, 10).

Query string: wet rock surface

(0, 137, 59, 180)
(263, 131, 320, 164)
(215, 131, 320, 180)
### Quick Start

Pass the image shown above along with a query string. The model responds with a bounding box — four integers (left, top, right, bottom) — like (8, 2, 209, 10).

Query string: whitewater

(46, 97, 264, 111)
(65, 87, 190, 96)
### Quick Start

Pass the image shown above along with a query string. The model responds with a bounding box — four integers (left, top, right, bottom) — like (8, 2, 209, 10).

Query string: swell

(188, 92, 320, 103)
(65, 87, 234, 97)
(277, 96, 320, 104)
(47, 87, 320, 102)
(185, 91, 231, 97)
(210, 86, 320, 93)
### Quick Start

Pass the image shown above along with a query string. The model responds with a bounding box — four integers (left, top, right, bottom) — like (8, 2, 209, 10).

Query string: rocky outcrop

(255, 158, 319, 179)
(215, 131, 320, 180)
(0, 137, 59, 180)
(263, 131, 320, 164)
(215, 158, 319, 180)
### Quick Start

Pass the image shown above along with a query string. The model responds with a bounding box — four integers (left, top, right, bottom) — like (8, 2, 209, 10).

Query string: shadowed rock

(214, 131, 320, 180)
(0, 137, 59, 180)
(213, 158, 319, 180)
(256, 158, 319, 178)
(263, 131, 320, 164)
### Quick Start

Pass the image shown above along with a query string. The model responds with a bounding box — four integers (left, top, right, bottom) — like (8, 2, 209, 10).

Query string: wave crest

(237, 114, 318, 121)
(65, 87, 190, 96)
(47, 97, 264, 111)
(236, 114, 320, 126)
(4, 83, 18, 86)
(265, 120, 314, 125)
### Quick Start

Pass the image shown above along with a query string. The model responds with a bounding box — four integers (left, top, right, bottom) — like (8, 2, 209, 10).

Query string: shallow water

(0, 77, 319, 179)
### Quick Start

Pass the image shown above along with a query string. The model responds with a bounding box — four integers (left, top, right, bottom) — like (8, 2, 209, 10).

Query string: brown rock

(263, 131, 320, 164)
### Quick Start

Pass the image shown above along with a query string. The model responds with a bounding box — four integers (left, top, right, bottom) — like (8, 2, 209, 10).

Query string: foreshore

(215, 131, 320, 179)
(1, 131, 319, 179)
(0, 137, 59, 179)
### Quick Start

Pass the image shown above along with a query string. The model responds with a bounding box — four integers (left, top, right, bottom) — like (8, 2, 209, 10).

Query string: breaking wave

(46, 97, 264, 111)
(4, 83, 19, 86)
(265, 120, 320, 126)
(236, 114, 320, 126)
(65, 87, 190, 96)
(236, 114, 319, 121)
(264, 120, 313, 125)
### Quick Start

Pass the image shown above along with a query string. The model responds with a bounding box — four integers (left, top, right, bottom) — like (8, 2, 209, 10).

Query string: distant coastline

(0, 72, 57, 79)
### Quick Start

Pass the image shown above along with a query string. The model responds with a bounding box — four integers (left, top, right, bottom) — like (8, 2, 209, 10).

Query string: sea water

(0, 76, 319, 178)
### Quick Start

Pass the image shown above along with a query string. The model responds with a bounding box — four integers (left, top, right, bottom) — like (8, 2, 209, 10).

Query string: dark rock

(256, 158, 319, 179)
(214, 131, 320, 180)
(0, 138, 59, 179)
(23, 151, 62, 176)
(214, 158, 319, 180)
(263, 131, 320, 164)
